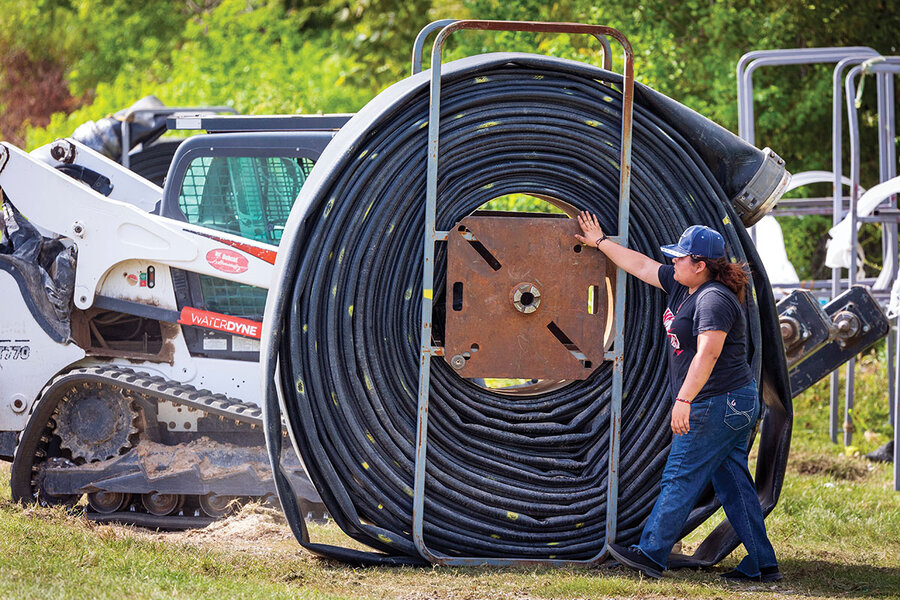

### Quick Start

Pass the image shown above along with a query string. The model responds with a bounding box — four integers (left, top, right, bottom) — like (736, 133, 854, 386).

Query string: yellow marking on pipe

(302, 324, 308, 333)
(370, 152, 378, 160)
(418, 120, 428, 129)
(490, 534, 500, 539)
(585, 120, 600, 127)
(423, 288, 433, 300)
(404, 288, 413, 301)
(364, 373, 374, 391)
(314, 341, 318, 352)
(348, 305, 354, 317)
(366, 432, 375, 444)
(404, 486, 414, 497)
(359, 149, 368, 159)
(323, 197, 335, 219)
(506, 511, 519, 520)
(533, 74, 544, 80)
(295, 379, 305, 395)
(338, 247, 345, 264)
(362, 462, 370, 470)
(575, 522, 585, 529)
(377, 534, 392, 544)
(331, 392, 338, 406)
(364, 201, 374, 220)
(377, 503, 383, 509)
(328, 251, 333, 261)
(332, 284, 337, 297)
(603, 95, 613, 102)
(476, 121, 500, 130)
(475, 76, 489, 83)
(387, 222, 395, 234)
(481, 182, 495, 190)
(722, 216, 731, 225)
(547, 541, 558, 546)
(454, 113, 466, 119)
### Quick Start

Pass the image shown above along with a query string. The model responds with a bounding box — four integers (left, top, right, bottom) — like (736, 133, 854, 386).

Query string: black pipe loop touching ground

(262, 53, 792, 566)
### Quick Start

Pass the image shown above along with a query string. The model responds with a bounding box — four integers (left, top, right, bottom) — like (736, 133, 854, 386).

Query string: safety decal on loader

(177, 307, 262, 339)
(206, 248, 250, 274)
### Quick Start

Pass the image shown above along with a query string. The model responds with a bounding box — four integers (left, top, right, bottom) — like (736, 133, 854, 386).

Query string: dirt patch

(162, 502, 298, 555)
(789, 454, 871, 481)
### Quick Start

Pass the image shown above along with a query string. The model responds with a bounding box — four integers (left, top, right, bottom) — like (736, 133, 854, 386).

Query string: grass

(0, 354, 897, 599)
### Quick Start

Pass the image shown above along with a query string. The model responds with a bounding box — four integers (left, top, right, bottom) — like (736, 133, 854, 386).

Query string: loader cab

(160, 127, 339, 360)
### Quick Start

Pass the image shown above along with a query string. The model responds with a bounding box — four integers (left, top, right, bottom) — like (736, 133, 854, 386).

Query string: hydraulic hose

(262, 53, 792, 566)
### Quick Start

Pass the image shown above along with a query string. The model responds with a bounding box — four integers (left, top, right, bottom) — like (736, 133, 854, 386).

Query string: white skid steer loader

(0, 113, 348, 528)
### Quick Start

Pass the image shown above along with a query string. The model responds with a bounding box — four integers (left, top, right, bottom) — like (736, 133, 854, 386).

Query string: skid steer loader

(0, 112, 349, 528)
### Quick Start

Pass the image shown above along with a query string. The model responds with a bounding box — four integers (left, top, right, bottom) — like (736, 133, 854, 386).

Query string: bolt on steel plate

(444, 214, 615, 379)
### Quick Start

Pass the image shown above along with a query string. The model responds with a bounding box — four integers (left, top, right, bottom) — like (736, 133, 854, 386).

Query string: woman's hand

(575, 211, 606, 248)
(671, 401, 690, 435)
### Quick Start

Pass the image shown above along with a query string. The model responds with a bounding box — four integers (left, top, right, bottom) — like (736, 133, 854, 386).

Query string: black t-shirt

(657, 264, 753, 401)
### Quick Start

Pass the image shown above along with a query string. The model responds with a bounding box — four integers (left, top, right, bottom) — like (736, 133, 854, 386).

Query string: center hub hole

(520, 292, 535, 306)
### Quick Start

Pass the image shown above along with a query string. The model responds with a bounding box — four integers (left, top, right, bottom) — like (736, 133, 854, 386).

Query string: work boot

(721, 566, 782, 582)
(607, 543, 663, 579)
(866, 440, 894, 463)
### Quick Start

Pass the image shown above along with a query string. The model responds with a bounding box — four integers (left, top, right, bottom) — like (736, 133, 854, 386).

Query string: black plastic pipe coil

(262, 53, 792, 566)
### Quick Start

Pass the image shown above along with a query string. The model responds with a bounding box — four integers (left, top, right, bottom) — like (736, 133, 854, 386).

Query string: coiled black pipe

(262, 53, 792, 566)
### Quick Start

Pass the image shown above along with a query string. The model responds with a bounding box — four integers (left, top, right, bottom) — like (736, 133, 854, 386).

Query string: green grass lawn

(0, 355, 897, 600)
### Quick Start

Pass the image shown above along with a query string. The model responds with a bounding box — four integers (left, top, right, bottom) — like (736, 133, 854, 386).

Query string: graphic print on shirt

(662, 307, 683, 355)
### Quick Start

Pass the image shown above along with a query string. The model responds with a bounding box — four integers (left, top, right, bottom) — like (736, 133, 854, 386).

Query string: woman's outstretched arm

(575, 210, 664, 289)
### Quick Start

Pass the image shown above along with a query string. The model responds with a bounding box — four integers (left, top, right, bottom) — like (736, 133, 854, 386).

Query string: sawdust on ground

(164, 503, 298, 555)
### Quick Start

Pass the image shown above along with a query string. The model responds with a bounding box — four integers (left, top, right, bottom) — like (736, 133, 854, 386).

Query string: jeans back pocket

(724, 387, 758, 431)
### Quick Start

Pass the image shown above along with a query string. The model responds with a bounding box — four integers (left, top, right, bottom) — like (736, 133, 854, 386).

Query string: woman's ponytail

(701, 257, 750, 303)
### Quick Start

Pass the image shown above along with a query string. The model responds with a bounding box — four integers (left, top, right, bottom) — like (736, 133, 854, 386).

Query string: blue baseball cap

(661, 225, 726, 259)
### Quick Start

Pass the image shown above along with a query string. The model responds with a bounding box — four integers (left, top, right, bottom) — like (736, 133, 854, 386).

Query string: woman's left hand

(671, 402, 690, 435)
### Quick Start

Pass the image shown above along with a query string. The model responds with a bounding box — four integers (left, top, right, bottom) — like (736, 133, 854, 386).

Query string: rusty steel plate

(444, 214, 615, 380)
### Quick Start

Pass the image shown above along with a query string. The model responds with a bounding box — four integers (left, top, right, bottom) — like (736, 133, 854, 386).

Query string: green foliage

(794, 348, 894, 452)
(26, 0, 378, 148)
(481, 193, 565, 213)
(4, 0, 900, 278)
(777, 214, 831, 280)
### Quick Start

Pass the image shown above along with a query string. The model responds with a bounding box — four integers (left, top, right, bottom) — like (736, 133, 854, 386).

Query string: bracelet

(675, 397, 691, 405)
(594, 233, 608, 248)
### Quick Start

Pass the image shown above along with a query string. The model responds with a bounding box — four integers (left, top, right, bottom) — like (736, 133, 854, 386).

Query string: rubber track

(12, 365, 268, 528)
(49, 365, 263, 425)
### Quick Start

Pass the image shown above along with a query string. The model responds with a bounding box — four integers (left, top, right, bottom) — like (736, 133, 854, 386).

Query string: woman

(575, 211, 780, 582)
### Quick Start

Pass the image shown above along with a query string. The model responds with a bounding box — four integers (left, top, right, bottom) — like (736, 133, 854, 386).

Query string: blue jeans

(637, 380, 778, 576)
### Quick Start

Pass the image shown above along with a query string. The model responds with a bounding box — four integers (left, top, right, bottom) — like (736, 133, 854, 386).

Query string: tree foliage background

(0, 0, 897, 278)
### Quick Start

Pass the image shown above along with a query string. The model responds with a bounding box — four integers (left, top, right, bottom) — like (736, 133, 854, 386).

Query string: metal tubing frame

(736, 48, 879, 245)
(736, 48, 879, 144)
(842, 59, 900, 481)
(411, 20, 613, 75)
(832, 60, 898, 446)
(733, 48, 900, 448)
(412, 19, 634, 566)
